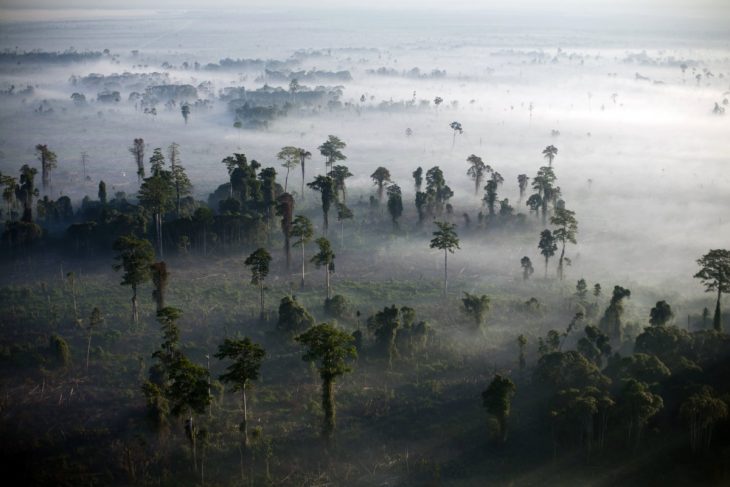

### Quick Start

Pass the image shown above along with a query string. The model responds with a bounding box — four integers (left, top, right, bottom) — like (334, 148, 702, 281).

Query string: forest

(1, 3, 730, 486)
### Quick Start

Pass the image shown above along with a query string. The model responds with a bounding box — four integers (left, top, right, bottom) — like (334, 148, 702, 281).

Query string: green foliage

(649, 300, 674, 326)
(430, 221, 459, 253)
(324, 294, 350, 319)
(244, 248, 272, 285)
(49, 334, 70, 368)
(277, 296, 315, 335)
(311, 237, 335, 270)
(296, 323, 357, 382)
(599, 285, 631, 342)
(112, 235, 155, 288)
(215, 337, 266, 392)
(577, 325, 612, 368)
(482, 374, 516, 442)
(680, 386, 728, 452)
(461, 292, 490, 328)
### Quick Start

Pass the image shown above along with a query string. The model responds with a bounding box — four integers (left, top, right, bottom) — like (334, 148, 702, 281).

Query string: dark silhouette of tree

(467, 154, 490, 196)
(619, 379, 662, 450)
(181, 103, 190, 124)
(113, 235, 154, 324)
(517, 174, 529, 202)
(577, 325, 612, 368)
(215, 337, 265, 481)
(550, 207, 578, 280)
(532, 166, 557, 223)
(425, 166, 453, 217)
(336, 202, 353, 248)
(370, 167, 391, 203)
(291, 215, 314, 288)
(296, 148, 312, 199)
(412, 166, 423, 193)
(449, 121, 463, 147)
(649, 300, 674, 326)
(98, 180, 107, 204)
(245, 248, 272, 320)
(258, 167, 278, 228)
(296, 323, 356, 441)
(538, 229, 557, 278)
(150, 261, 169, 313)
(307, 175, 337, 236)
(276, 193, 294, 270)
(694, 249, 730, 331)
(386, 184, 403, 231)
(17, 165, 38, 222)
(129, 138, 145, 181)
(193, 207, 213, 256)
(680, 386, 728, 453)
(430, 221, 460, 296)
(517, 335, 527, 373)
(329, 165, 353, 202)
(368, 305, 401, 368)
(599, 286, 631, 343)
(482, 375, 516, 443)
(277, 296, 314, 336)
(575, 278, 588, 304)
(168, 143, 192, 217)
(36, 144, 57, 194)
(277, 146, 300, 193)
(311, 237, 335, 299)
(318, 135, 346, 173)
(462, 292, 490, 328)
(521, 256, 534, 280)
(484, 179, 498, 216)
(542, 145, 558, 167)
(434, 96, 443, 112)
(85, 307, 103, 371)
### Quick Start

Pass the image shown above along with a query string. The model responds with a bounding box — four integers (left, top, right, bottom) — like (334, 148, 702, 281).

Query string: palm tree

(430, 221, 460, 296)
(542, 145, 558, 167)
(517, 174, 529, 202)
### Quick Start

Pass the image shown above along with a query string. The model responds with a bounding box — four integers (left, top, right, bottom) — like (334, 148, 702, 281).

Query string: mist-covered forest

(1, 3, 729, 486)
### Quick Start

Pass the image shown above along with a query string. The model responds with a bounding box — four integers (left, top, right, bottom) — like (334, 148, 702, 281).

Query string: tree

(386, 184, 403, 231)
(521, 256, 534, 280)
(277, 296, 315, 336)
(85, 307, 103, 371)
(680, 387, 728, 453)
(296, 323, 357, 441)
(482, 375, 516, 443)
(168, 143, 192, 217)
(295, 148, 312, 199)
(277, 146, 300, 192)
(245, 248, 272, 320)
(276, 193, 294, 270)
(599, 286, 631, 343)
(575, 278, 588, 303)
(150, 261, 169, 312)
(412, 166, 423, 193)
(129, 138, 145, 181)
(538, 230, 557, 278)
(430, 221, 460, 296)
(329, 165, 353, 202)
(467, 154, 490, 196)
(434, 96, 443, 112)
(649, 300, 674, 326)
(336, 202, 353, 248)
(318, 135, 346, 173)
(36, 144, 57, 194)
(532, 166, 557, 223)
(215, 337, 266, 480)
(517, 174, 529, 202)
(98, 181, 107, 204)
(291, 215, 314, 288)
(138, 152, 175, 258)
(368, 305, 402, 368)
(517, 335, 527, 372)
(17, 165, 39, 222)
(449, 121, 463, 147)
(483, 179, 499, 216)
(370, 167, 391, 203)
(425, 166, 453, 217)
(311, 237, 335, 299)
(462, 292, 490, 328)
(181, 103, 190, 124)
(620, 379, 663, 450)
(577, 325, 612, 368)
(542, 145, 558, 166)
(113, 235, 155, 324)
(307, 175, 337, 236)
(594, 283, 602, 301)
(550, 208, 578, 280)
(694, 249, 730, 331)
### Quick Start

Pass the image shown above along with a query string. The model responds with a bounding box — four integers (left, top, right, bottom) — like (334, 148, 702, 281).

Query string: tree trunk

(322, 377, 335, 440)
(323, 208, 329, 237)
(558, 242, 565, 280)
(544, 256, 549, 279)
(284, 167, 290, 192)
(300, 244, 306, 289)
(325, 267, 331, 300)
(443, 249, 448, 297)
(259, 281, 265, 321)
(131, 284, 138, 324)
(714, 288, 722, 331)
(284, 231, 291, 271)
(301, 161, 306, 201)
(86, 330, 92, 371)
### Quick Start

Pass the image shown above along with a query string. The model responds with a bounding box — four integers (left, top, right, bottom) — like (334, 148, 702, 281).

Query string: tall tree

(138, 161, 175, 259)
(680, 387, 728, 453)
(129, 138, 145, 181)
(307, 175, 337, 236)
(430, 221, 460, 296)
(245, 248, 272, 321)
(36, 144, 57, 194)
(276, 193, 294, 270)
(466, 154, 490, 196)
(521, 256, 534, 280)
(482, 375, 516, 443)
(449, 121, 463, 147)
(98, 180, 107, 204)
(386, 184, 403, 231)
(296, 323, 356, 441)
(17, 165, 38, 222)
(694, 249, 730, 331)
(483, 179, 499, 216)
(291, 215, 314, 288)
(517, 174, 529, 202)
(550, 207, 578, 280)
(311, 237, 335, 299)
(276, 146, 300, 193)
(296, 148, 312, 199)
(150, 261, 169, 313)
(599, 285, 631, 343)
(215, 337, 266, 481)
(425, 166, 453, 217)
(329, 165, 353, 202)
(542, 145, 558, 166)
(318, 135, 346, 173)
(168, 143, 192, 218)
(649, 300, 674, 326)
(412, 166, 423, 193)
(531, 166, 557, 223)
(538, 230, 557, 278)
(575, 278, 588, 304)
(462, 292, 490, 329)
(336, 202, 353, 248)
(370, 167, 391, 203)
(620, 379, 663, 450)
(181, 104, 190, 124)
(113, 235, 155, 324)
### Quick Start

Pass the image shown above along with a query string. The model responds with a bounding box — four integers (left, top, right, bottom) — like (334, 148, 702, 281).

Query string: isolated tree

(296, 323, 357, 441)
(482, 375, 516, 443)
(215, 337, 266, 479)
(150, 261, 169, 313)
(430, 221, 460, 296)
(329, 165, 353, 202)
(318, 135, 346, 173)
(386, 184, 403, 230)
(168, 143, 192, 217)
(412, 166, 423, 193)
(575, 278, 588, 303)
(467, 154, 489, 196)
(551, 207, 578, 280)
(113, 235, 155, 324)
(368, 305, 401, 368)
(277, 146, 300, 192)
(85, 307, 103, 370)
(680, 387, 728, 453)
(277, 296, 315, 336)
(434, 96, 443, 111)
(291, 215, 314, 288)
(538, 230, 557, 278)
(462, 292, 490, 328)
(245, 248, 272, 320)
(312, 237, 335, 299)
(307, 175, 337, 236)
(129, 138, 145, 181)
(649, 300, 674, 326)
(542, 145, 558, 166)
(371, 166, 391, 203)
(181, 104, 190, 124)
(276, 193, 294, 269)
(517, 174, 529, 202)
(294, 148, 312, 199)
(98, 181, 107, 204)
(599, 285, 631, 343)
(521, 256, 534, 280)
(484, 179, 499, 216)
(36, 144, 57, 194)
(336, 202, 353, 248)
(449, 121, 463, 147)
(594, 283, 602, 301)
(694, 249, 730, 331)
